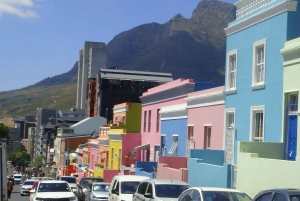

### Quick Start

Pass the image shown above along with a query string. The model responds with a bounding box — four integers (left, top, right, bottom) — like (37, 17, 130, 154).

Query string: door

(286, 94, 298, 161)
(288, 111, 297, 161)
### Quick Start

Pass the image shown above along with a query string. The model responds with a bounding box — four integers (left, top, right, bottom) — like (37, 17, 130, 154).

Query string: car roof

(112, 175, 149, 182)
(142, 179, 190, 185)
(23, 179, 36, 182)
(254, 189, 300, 198)
(60, 176, 76, 178)
(39, 180, 68, 184)
(190, 187, 245, 193)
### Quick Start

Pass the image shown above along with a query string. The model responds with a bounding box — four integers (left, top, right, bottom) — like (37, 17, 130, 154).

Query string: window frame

(252, 39, 266, 90)
(143, 111, 147, 133)
(148, 110, 152, 133)
(226, 49, 238, 94)
(250, 106, 265, 142)
(204, 126, 212, 149)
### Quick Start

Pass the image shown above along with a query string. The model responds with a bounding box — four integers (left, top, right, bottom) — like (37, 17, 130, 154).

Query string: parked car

(85, 182, 110, 201)
(253, 188, 300, 201)
(13, 173, 26, 184)
(108, 175, 150, 201)
(178, 187, 252, 201)
(20, 179, 35, 196)
(29, 180, 78, 201)
(133, 179, 190, 201)
(58, 176, 78, 192)
(76, 176, 104, 201)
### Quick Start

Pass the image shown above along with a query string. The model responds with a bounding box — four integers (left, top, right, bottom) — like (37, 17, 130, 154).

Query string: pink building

(185, 86, 225, 150)
(138, 79, 196, 161)
(156, 86, 225, 182)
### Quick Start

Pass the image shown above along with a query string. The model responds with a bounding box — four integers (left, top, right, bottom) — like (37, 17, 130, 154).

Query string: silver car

(133, 179, 190, 201)
(85, 182, 110, 201)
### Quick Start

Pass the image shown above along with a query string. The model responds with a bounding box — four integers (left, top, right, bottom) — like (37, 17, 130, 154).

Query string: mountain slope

(106, 0, 236, 83)
(0, 0, 236, 119)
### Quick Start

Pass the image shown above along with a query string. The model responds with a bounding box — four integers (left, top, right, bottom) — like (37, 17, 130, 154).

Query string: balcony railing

(235, 0, 276, 19)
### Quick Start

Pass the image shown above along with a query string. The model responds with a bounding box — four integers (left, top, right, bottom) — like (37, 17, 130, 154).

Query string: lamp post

(49, 117, 70, 176)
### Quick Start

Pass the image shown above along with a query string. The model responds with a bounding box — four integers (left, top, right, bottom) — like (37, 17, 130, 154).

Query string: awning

(134, 143, 150, 150)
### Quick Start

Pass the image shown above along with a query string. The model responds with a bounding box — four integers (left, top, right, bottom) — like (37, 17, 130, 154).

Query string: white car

(20, 179, 35, 196)
(30, 180, 78, 201)
(109, 175, 150, 201)
(133, 179, 190, 201)
(13, 173, 24, 184)
(58, 176, 78, 192)
(177, 187, 252, 201)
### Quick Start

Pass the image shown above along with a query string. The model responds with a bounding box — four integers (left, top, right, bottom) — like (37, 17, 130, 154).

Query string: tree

(0, 123, 9, 138)
(7, 148, 31, 170)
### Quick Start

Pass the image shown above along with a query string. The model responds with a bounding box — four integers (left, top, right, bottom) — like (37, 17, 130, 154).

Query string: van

(108, 175, 149, 201)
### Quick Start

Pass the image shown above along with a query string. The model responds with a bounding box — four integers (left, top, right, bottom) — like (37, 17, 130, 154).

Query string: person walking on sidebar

(7, 178, 13, 199)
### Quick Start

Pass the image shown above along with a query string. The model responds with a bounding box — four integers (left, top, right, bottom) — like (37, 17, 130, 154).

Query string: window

(188, 126, 194, 141)
(111, 148, 114, 169)
(148, 110, 152, 132)
(225, 109, 235, 164)
(156, 109, 160, 133)
(250, 106, 265, 142)
(138, 182, 148, 194)
(226, 50, 237, 92)
(143, 111, 147, 132)
(273, 193, 285, 201)
(168, 135, 178, 156)
(204, 127, 211, 149)
(161, 135, 166, 156)
(252, 39, 266, 89)
(118, 148, 122, 169)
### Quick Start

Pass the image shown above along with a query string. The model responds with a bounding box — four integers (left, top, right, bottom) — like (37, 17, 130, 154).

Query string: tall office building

(76, 41, 107, 111)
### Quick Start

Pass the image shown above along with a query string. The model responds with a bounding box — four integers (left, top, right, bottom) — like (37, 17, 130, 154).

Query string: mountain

(106, 0, 236, 83)
(0, 0, 236, 120)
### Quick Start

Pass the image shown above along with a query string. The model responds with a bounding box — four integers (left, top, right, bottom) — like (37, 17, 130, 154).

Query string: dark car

(76, 176, 104, 201)
(253, 189, 300, 201)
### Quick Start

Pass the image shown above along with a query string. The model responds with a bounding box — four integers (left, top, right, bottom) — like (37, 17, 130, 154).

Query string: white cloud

(0, 0, 39, 18)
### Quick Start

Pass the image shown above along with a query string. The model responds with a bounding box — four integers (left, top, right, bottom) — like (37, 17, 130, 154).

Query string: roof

(143, 179, 189, 185)
(99, 68, 173, 82)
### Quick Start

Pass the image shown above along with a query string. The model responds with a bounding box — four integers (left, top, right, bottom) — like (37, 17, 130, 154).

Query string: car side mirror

(112, 189, 119, 195)
(72, 189, 78, 193)
(20, 184, 22, 186)
(144, 193, 152, 198)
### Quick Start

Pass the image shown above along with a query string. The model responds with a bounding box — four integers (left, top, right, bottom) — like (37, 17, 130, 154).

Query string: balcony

(235, 0, 275, 19)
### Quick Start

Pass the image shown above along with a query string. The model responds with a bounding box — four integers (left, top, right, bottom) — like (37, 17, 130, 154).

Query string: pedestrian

(7, 178, 13, 199)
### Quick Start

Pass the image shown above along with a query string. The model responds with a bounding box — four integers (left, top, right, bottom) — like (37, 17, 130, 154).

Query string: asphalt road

(9, 184, 29, 201)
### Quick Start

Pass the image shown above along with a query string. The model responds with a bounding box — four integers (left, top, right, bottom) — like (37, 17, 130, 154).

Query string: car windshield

(93, 184, 110, 192)
(23, 181, 34, 185)
(14, 176, 22, 178)
(203, 191, 252, 201)
(121, 182, 140, 194)
(155, 185, 190, 198)
(38, 183, 71, 192)
(60, 177, 77, 183)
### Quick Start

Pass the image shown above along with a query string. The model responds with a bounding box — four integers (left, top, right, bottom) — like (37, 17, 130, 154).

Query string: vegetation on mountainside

(0, 63, 77, 119)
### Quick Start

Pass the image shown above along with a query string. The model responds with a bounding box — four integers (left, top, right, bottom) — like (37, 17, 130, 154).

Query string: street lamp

(49, 117, 70, 176)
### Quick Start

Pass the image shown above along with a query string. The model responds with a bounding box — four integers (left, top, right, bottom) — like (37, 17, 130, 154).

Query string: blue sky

(0, 0, 237, 92)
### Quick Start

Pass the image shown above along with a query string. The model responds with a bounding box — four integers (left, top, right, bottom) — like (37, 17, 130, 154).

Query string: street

(9, 184, 28, 201)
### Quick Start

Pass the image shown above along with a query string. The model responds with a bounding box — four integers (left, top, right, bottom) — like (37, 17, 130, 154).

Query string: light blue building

(223, 0, 300, 166)
(160, 103, 187, 157)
